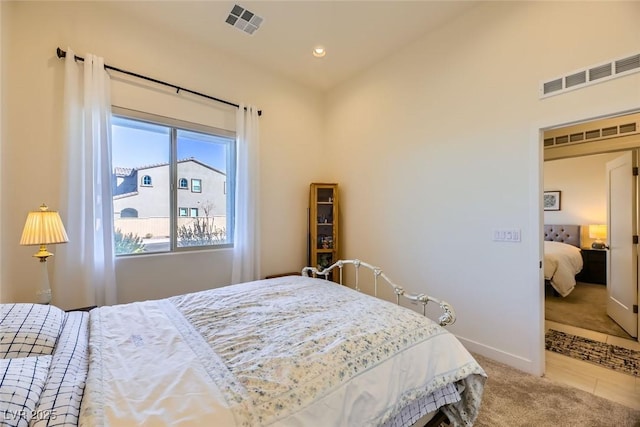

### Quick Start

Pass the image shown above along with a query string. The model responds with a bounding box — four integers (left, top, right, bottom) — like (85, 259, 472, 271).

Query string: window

(191, 179, 202, 193)
(111, 109, 236, 255)
(178, 207, 198, 217)
(120, 208, 138, 218)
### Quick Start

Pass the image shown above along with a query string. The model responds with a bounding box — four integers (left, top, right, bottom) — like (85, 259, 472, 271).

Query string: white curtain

(53, 48, 117, 308)
(231, 105, 261, 283)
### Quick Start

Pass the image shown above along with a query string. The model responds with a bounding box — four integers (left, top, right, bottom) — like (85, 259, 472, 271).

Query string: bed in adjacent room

(0, 259, 486, 427)
(544, 225, 584, 297)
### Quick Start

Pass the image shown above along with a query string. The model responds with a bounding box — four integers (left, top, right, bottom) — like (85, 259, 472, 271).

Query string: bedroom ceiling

(103, 1, 477, 91)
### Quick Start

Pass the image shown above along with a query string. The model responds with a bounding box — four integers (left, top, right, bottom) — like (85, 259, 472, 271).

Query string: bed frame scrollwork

(301, 259, 456, 327)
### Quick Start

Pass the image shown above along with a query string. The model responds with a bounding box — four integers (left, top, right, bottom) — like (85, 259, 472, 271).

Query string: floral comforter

(79, 276, 486, 426)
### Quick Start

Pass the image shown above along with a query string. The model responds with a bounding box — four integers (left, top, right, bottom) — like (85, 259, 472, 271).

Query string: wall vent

(585, 129, 600, 140)
(620, 123, 637, 134)
(540, 52, 640, 98)
(543, 78, 563, 94)
(589, 63, 612, 81)
(225, 4, 264, 35)
(543, 113, 640, 150)
(569, 132, 583, 143)
(565, 71, 586, 88)
(616, 54, 640, 73)
(602, 126, 618, 137)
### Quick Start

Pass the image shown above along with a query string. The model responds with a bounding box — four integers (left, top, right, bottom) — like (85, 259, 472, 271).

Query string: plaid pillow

(0, 355, 51, 426)
(32, 312, 90, 427)
(0, 304, 65, 358)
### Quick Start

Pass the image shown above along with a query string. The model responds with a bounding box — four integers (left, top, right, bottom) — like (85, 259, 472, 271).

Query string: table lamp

(19, 204, 69, 304)
(589, 224, 607, 249)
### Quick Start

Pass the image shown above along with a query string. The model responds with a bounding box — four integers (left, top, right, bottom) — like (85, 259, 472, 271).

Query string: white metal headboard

(301, 259, 456, 327)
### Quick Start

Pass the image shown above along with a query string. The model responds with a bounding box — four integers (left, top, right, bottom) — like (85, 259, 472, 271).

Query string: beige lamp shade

(588, 224, 607, 240)
(20, 204, 69, 258)
(20, 204, 68, 304)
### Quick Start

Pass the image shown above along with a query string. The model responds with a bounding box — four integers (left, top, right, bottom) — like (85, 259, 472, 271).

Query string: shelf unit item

(308, 183, 339, 281)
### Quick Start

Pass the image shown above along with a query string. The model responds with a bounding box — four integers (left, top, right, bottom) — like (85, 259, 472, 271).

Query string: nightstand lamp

(20, 204, 69, 304)
(589, 224, 607, 249)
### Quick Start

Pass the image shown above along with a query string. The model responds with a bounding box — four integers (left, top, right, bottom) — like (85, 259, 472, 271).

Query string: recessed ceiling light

(313, 46, 326, 58)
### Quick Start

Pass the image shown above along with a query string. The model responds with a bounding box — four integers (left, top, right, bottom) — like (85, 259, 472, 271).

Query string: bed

(1, 259, 486, 427)
(544, 225, 584, 297)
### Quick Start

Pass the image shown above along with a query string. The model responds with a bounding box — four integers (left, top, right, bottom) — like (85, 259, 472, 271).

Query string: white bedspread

(80, 276, 485, 426)
(544, 241, 583, 297)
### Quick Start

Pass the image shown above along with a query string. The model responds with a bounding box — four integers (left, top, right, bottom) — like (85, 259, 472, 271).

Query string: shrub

(177, 216, 226, 247)
(177, 202, 226, 247)
(114, 228, 146, 255)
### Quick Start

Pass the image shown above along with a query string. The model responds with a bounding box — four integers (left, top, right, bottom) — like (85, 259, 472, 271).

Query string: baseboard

(456, 335, 543, 376)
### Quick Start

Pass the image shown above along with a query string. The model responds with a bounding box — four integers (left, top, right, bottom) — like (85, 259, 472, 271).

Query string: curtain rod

(56, 47, 262, 116)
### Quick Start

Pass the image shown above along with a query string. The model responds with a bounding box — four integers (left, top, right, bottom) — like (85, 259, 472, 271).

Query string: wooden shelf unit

(308, 183, 339, 281)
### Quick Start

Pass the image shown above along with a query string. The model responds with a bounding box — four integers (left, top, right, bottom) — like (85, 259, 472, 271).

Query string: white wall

(0, 1, 5, 303)
(1, 2, 325, 307)
(325, 1, 640, 374)
(544, 152, 621, 226)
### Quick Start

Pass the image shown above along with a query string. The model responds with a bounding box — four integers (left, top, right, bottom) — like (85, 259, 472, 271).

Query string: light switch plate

(493, 228, 521, 242)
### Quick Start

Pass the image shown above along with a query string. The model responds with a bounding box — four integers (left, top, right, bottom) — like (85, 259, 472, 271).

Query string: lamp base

(37, 257, 52, 305)
(36, 288, 52, 305)
(591, 241, 607, 250)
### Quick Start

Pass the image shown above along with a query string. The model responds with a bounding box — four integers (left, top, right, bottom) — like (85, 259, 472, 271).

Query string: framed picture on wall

(544, 190, 561, 211)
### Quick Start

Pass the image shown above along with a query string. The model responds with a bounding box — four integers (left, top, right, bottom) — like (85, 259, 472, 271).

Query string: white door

(606, 151, 638, 338)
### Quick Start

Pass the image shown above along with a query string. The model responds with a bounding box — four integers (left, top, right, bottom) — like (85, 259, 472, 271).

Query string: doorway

(544, 152, 632, 339)
(542, 111, 640, 341)
(544, 152, 633, 339)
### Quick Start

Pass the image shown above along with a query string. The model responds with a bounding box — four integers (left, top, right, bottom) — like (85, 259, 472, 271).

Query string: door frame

(534, 108, 640, 375)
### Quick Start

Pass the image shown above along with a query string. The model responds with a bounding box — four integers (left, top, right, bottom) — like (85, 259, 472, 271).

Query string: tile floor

(545, 320, 640, 410)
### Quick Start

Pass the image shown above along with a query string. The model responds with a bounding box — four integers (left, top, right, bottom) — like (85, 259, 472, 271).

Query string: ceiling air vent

(541, 52, 640, 98)
(226, 4, 264, 35)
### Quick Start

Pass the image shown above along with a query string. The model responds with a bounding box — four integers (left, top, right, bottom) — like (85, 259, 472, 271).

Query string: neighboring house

(113, 158, 226, 238)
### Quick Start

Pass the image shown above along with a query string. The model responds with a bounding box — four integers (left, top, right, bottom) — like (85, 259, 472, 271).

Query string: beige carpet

(545, 282, 632, 340)
(472, 353, 640, 427)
